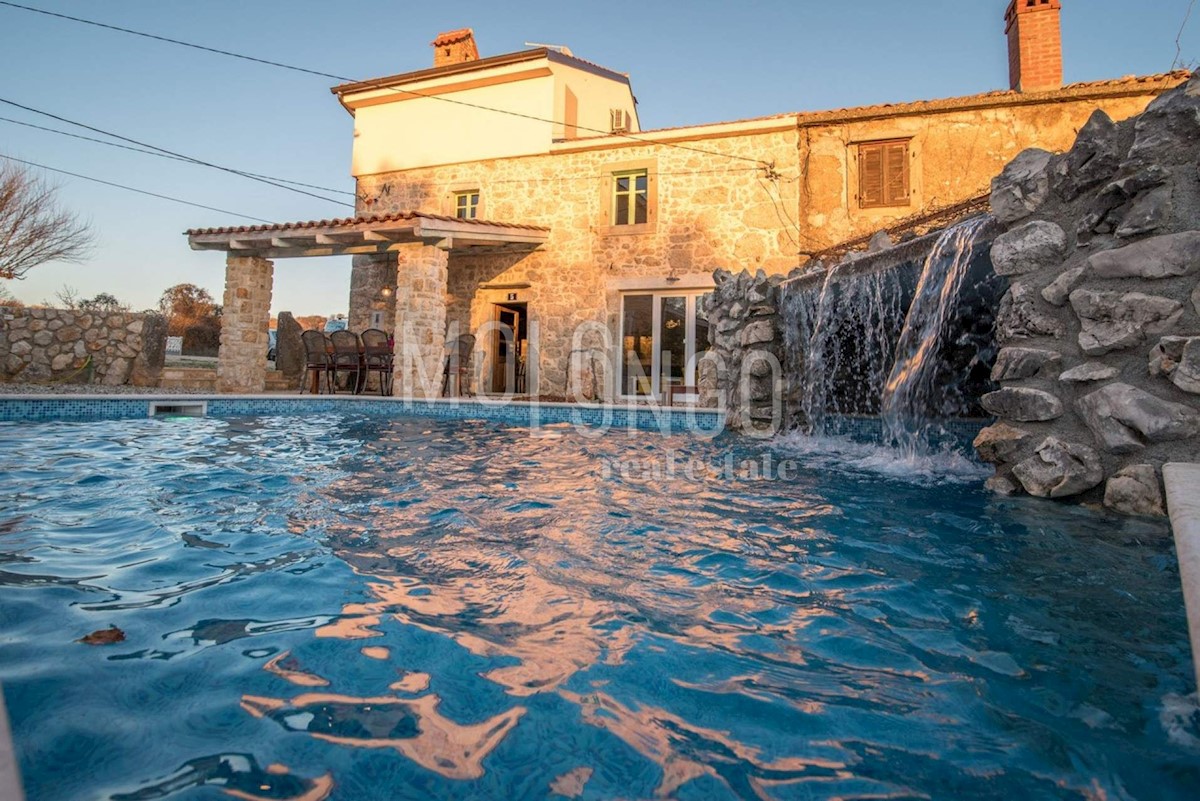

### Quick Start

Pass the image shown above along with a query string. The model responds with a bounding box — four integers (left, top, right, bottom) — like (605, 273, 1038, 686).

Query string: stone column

(349, 253, 399, 333)
(217, 254, 273, 393)
(393, 245, 449, 398)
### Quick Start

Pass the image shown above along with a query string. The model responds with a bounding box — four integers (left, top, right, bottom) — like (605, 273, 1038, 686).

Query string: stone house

(189, 0, 1188, 400)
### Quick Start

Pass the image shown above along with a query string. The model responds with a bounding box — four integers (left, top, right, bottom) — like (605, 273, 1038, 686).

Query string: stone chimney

(432, 28, 479, 68)
(1006, 0, 1063, 92)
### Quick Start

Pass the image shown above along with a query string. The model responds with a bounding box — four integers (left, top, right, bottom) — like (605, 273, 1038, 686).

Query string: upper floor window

(455, 190, 480, 219)
(612, 169, 649, 226)
(858, 139, 910, 208)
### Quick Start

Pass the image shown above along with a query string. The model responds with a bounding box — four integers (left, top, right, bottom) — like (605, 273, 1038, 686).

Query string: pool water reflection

(0, 413, 1196, 800)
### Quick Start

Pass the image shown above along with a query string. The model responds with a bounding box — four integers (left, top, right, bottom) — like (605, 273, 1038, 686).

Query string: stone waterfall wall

(708, 269, 784, 433)
(976, 73, 1200, 516)
(1, 307, 166, 386)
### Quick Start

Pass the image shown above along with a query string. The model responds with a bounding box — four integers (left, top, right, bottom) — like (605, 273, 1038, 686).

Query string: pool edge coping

(1164, 462, 1200, 694)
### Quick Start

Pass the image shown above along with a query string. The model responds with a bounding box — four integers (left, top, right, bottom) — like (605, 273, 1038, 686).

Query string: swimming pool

(0, 412, 1196, 800)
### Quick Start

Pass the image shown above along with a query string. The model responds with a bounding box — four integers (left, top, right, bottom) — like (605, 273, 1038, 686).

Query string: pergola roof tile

(185, 210, 549, 237)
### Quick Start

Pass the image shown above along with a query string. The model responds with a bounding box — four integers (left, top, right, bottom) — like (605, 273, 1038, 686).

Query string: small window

(454, 191, 480, 219)
(858, 140, 910, 208)
(612, 169, 649, 226)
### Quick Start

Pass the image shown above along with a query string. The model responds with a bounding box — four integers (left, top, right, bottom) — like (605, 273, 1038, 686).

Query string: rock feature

(1069, 289, 1183, 355)
(997, 282, 1065, 342)
(1049, 110, 1124, 201)
(1125, 74, 1200, 168)
(990, 148, 1053, 224)
(991, 221, 1068, 276)
(1087, 231, 1200, 280)
(2, 307, 164, 386)
(990, 347, 1062, 381)
(709, 269, 782, 429)
(275, 312, 305, 381)
(1103, 464, 1166, 517)
(1076, 382, 1200, 453)
(1149, 335, 1200, 394)
(1041, 266, 1085, 307)
(1012, 437, 1105, 498)
(1115, 185, 1173, 239)
(1059, 362, 1118, 383)
(973, 423, 1031, 464)
(981, 387, 1063, 422)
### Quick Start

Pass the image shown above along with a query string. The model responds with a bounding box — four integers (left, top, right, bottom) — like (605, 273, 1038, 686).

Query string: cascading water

(880, 216, 992, 457)
(778, 215, 1001, 464)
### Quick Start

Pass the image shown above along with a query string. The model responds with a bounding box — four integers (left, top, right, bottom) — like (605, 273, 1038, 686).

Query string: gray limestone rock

(997, 282, 1066, 342)
(1076, 382, 1200, 453)
(990, 347, 1062, 381)
(1041, 266, 1086, 307)
(1012, 437, 1105, 499)
(741, 320, 775, 346)
(980, 387, 1064, 422)
(1148, 335, 1190, 378)
(991, 221, 1068, 276)
(1059, 362, 1119, 383)
(1174, 338, 1200, 394)
(1087, 231, 1200, 280)
(129, 313, 166, 387)
(990, 148, 1053, 225)
(973, 422, 1031, 464)
(985, 473, 1021, 496)
(1103, 464, 1166, 517)
(1125, 74, 1200, 168)
(1049, 110, 1123, 200)
(1069, 289, 1183, 355)
(275, 312, 305, 381)
(1115, 185, 1173, 239)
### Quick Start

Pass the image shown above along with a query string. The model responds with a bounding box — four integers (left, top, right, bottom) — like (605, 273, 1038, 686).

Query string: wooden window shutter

(884, 141, 910, 205)
(859, 144, 884, 208)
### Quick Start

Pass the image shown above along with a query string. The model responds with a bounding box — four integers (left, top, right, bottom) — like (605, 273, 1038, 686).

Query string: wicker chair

(360, 328, 394, 396)
(329, 330, 364, 394)
(300, 330, 332, 394)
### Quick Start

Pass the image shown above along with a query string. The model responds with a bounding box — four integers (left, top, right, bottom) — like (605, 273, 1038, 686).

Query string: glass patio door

(620, 291, 712, 400)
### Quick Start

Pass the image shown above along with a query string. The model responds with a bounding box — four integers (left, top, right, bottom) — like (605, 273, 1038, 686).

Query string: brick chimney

(432, 28, 479, 68)
(1006, 0, 1063, 92)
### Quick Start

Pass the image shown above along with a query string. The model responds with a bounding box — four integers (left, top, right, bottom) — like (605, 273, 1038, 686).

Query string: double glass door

(620, 291, 711, 399)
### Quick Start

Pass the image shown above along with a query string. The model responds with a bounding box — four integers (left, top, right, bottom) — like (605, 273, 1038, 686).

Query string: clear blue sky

(1, 0, 1196, 316)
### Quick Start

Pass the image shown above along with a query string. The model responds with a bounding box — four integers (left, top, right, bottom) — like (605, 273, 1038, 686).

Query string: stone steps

(158, 367, 216, 391)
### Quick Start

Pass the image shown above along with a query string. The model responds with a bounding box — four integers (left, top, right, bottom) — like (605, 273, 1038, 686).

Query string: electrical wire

(0, 115, 356, 197)
(0, 97, 353, 208)
(0, 0, 769, 168)
(0, 154, 275, 223)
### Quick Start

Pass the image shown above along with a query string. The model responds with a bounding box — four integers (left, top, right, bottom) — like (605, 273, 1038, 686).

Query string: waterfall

(779, 216, 999, 455)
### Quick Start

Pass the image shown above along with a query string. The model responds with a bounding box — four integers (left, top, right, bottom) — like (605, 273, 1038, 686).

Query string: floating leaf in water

(79, 625, 125, 645)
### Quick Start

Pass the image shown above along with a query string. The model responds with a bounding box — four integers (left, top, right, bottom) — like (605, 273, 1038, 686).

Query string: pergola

(186, 211, 549, 396)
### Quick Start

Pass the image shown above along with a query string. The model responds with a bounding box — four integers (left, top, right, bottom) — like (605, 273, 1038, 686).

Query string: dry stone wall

(0, 306, 166, 386)
(976, 73, 1200, 516)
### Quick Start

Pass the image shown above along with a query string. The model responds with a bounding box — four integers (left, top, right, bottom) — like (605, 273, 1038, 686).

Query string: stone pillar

(393, 245, 448, 398)
(217, 254, 273, 393)
(349, 253, 399, 333)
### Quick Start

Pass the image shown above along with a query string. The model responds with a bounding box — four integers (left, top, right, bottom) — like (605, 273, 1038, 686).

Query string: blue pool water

(0, 413, 1196, 800)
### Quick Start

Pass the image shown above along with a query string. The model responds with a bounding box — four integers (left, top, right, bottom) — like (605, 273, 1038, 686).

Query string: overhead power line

(0, 0, 770, 168)
(0, 154, 274, 223)
(0, 97, 353, 209)
(0, 115, 355, 197)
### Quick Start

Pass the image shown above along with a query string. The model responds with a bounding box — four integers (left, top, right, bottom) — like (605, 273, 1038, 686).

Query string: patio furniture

(329, 330, 364, 394)
(300, 330, 332, 394)
(361, 328, 394, 396)
(441, 334, 476, 397)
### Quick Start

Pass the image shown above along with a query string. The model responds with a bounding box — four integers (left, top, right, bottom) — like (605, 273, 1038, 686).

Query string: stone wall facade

(393, 245, 448, 398)
(975, 75, 1200, 516)
(352, 79, 1177, 399)
(217, 255, 274, 394)
(349, 254, 398, 334)
(0, 307, 165, 386)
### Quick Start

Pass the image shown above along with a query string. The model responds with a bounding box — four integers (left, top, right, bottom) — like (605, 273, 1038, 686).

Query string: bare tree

(52, 284, 81, 309)
(0, 162, 94, 280)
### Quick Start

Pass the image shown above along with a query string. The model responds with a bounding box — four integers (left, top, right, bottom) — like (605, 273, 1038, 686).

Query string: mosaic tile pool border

(0, 394, 727, 436)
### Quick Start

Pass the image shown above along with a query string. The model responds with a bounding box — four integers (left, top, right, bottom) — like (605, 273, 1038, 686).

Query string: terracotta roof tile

(431, 28, 474, 46)
(185, 210, 549, 237)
